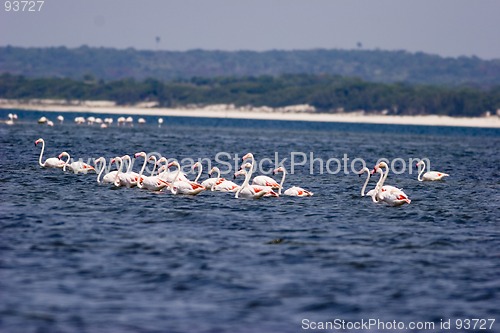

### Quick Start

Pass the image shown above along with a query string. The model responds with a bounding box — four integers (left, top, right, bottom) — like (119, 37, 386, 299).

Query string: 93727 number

(5, 1, 44, 11)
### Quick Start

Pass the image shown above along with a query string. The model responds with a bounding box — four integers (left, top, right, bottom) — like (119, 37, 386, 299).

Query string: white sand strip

(1, 102, 499, 128)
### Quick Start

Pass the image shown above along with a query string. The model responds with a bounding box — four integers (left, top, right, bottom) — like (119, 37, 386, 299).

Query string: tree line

(1, 73, 499, 117)
(1, 46, 500, 87)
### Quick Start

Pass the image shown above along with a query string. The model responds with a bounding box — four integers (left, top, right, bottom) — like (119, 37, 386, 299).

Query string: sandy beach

(1, 100, 499, 128)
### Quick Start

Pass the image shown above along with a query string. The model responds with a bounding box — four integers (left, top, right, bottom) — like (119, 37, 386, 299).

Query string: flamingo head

(416, 161, 424, 168)
(167, 161, 180, 169)
(233, 169, 246, 179)
(373, 161, 388, 174)
(273, 166, 285, 175)
(134, 152, 146, 159)
(156, 157, 167, 165)
(58, 152, 69, 159)
(34, 138, 43, 146)
(191, 162, 201, 171)
(356, 166, 369, 177)
(239, 162, 252, 170)
(93, 157, 104, 166)
(242, 153, 254, 161)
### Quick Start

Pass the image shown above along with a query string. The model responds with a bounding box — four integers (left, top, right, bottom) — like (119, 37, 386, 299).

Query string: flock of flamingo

(34, 137, 449, 205)
(4, 113, 159, 128)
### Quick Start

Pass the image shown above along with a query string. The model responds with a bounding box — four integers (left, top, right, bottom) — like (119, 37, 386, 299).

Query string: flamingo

(157, 157, 189, 183)
(240, 162, 279, 196)
(191, 162, 204, 184)
(58, 152, 95, 174)
(233, 169, 271, 199)
(133, 152, 170, 191)
(273, 166, 313, 196)
(57, 115, 64, 124)
(201, 166, 221, 190)
(167, 161, 205, 195)
(6, 113, 15, 125)
(207, 167, 239, 192)
(416, 160, 449, 181)
(241, 153, 281, 188)
(34, 138, 65, 168)
(372, 162, 411, 206)
(94, 157, 121, 186)
(115, 155, 141, 188)
(358, 167, 385, 198)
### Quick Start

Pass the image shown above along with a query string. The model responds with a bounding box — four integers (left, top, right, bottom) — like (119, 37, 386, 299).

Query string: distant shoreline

(1, 101, 499, 129)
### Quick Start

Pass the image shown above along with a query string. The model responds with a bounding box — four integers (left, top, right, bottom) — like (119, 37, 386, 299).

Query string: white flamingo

(35, 138, 65, 168)
(167, 161, 205, 195)
(191, 162, 204, 184)
(157, 157, 189, 183)
(372, 162, 411, 206)
(273, 166, 313, 196)
(416, 160, 449, 181)
(240, 162, 279, 197)
(201, 166, 221, 190)
(233, 168, 271, 199)
(207, 167, 239, 192)
(134, 152, 170, 191)
(241, 153, 281, 189)
(59, 151, 95, 174)
(358, 167, 386, 198)
(116, 155, 141, 188)
(6, 113, 15, 125)
(94, 157, 121, 186)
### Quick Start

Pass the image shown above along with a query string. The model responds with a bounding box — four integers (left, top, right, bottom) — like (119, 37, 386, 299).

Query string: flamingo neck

(374, 166, 388, 200)
(417, 161, 426, 181)
(235, 168, 253, 198)
(170, 163, 181, 194)
(210, 167, 221, 191)
(278, 169, 286, 195)
(61, 152, 71, 172)
(96, 158, 106, 183)
(137, 155, 148, 188)
(149, 156, 157, 176)
(38, 140, 45, 167)
(194, 164, 202, 183)
(123, 156, 133, 174)
(114, 158, 123, 186)
(360, 168, 370, 196)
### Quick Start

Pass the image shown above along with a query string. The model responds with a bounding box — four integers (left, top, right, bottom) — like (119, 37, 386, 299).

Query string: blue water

(1, 109, 499, 333)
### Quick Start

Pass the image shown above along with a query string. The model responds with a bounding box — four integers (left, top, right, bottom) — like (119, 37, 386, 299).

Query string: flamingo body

(417, 161, 449, 181)
(35, 138, 65, 168)
(252, 175, 281, 189)
(283, 186, 313, 197)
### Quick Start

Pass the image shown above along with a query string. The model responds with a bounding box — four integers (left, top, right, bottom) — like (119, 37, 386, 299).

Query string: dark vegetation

(2, 73, 499, 116)
(1, 46, 500, 87)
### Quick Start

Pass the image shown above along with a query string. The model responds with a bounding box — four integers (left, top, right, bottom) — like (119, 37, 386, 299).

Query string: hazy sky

(1, 0, 499, 59)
